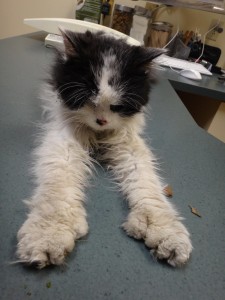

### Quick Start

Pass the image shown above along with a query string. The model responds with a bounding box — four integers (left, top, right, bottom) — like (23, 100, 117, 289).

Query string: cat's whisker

(62, 90, 89, 106)
(59, 87, 87, 98)
(121, 97, 143, 114)
(58, 81, 86, 91)
(123, 97, 140, 108)
(54, 114, 79, 129)
(58, 84, 86, 95)
(58, 83, 86, 91)
(143, 108, 152, 121)
(125, 91, 145, 103)
(65, 89, 87, 101)
(72, 93, 90, 110)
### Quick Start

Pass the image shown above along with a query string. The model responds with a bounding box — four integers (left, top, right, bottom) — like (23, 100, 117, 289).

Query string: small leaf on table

(189, 205, 201, 218)
(163, 185, 173, 197)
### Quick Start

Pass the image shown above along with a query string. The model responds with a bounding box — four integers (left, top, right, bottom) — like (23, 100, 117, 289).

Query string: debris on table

(163, 184, 173, 197)
(189, 205, 201, 218)
(46, 281, 52, 288)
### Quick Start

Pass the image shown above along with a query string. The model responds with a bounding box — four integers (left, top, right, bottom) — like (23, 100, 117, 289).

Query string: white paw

(17, 216, 88, 269)
(122, 210, 192, 267)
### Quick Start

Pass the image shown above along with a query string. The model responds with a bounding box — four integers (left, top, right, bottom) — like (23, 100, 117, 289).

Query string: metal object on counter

(134, 5, 151, 18)
(201, 59, 212, 71)
(111, 4, 134, 35)
(147, 21, 173, 48)
(218, 75, 225, 83)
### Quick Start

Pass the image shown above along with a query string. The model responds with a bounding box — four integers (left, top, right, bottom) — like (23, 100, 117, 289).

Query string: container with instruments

(111, 4, 134, 35)
(147, 21, 173, 48)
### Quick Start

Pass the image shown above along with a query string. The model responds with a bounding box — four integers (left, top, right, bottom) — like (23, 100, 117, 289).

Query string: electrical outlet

(207, 19, 224, 41)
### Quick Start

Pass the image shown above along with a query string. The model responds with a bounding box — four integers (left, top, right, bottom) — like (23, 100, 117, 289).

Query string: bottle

(76, 0, 102, 24)
(101, 0, 111, 16)
(130, 6, 152, 45)
(111, 4, 134, 35)
(147, 21, 173, 48)
(101, 0, 112, 26)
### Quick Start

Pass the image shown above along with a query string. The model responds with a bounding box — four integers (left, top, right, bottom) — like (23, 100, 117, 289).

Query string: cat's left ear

(59, 28, 77, 57)
(133, 47, 166, 75)
(146, 47, 167, 60)
(139, 47, 167, 65)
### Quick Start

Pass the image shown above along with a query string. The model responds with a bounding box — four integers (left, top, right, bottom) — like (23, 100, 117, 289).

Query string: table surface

(1, 33, 225, 300)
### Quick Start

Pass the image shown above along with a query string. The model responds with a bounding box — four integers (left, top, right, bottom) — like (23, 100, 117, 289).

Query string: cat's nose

(96, 118, 108, 126)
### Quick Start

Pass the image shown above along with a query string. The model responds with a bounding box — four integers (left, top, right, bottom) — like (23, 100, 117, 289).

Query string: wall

(0, 0, 77, 39)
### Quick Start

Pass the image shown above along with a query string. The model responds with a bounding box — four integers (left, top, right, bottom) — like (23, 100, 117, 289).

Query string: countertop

(158, 67, 225, 102)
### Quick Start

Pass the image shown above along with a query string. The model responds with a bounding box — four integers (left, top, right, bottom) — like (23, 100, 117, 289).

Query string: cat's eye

(110, 104, 124, 113)
(110, 102, 141, 117)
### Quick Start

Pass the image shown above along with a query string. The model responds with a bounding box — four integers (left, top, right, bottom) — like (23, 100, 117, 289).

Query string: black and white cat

(17, 30, 192, 268)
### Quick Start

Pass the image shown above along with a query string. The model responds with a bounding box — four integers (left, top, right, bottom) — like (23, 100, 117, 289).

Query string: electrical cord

(163, 26, 180, 49)
(195, 18, 221, 62)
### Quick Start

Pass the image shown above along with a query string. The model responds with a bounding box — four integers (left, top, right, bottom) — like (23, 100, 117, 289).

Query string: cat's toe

(17, 219, 76, 268)
(149, 236, 192, 267)
(122, 210, 148, 239)
(122, 210, 192, 267)
(145, 223, 192, 267)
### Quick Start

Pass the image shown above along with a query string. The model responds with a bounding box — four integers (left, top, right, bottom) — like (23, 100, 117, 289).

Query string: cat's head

(51, 30, 163, 131)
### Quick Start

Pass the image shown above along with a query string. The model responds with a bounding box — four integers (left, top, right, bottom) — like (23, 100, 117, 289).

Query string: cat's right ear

(59, 28, 77, 57)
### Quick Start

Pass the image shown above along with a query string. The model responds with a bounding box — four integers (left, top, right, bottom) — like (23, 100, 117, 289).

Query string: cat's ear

(131, 47, 166, 74)
(59, 29, 94, 58)
(138, 47, 166, 65)
(59, 28, 77, 57)
(145, 47, 167, 60)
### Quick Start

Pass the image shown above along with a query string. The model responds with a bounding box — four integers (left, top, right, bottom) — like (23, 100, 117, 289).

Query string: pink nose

(96, 118, 107, 126)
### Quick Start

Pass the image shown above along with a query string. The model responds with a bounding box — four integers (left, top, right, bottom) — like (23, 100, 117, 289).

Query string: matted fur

(17, 30, 192, 268)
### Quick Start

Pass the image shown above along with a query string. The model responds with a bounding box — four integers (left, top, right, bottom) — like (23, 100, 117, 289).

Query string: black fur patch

(50, 30, 163, 115)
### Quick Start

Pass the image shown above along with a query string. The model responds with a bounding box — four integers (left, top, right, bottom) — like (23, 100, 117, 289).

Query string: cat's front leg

(17, 128, 91, 268)
(106, 135, 192, 267)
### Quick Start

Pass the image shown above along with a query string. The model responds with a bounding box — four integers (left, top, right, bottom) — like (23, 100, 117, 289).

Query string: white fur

(17, 78, 192, 268)
(94, 53, 120, 106)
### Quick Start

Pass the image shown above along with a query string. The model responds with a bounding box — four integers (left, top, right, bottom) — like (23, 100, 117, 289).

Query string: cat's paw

(17, 216, 88, 268)
(122, 210, 192, 267)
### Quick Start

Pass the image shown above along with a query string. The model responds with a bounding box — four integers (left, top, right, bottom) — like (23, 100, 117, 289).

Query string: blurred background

(0, 1, 225, 68)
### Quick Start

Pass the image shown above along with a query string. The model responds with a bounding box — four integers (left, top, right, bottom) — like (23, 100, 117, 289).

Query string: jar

(111, 5, 134, 35)
(130, 6, 151, 45)
(147, 21, 173, 48)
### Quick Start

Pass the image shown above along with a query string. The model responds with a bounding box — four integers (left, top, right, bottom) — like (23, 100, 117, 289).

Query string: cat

(17, 30, 192, 269)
